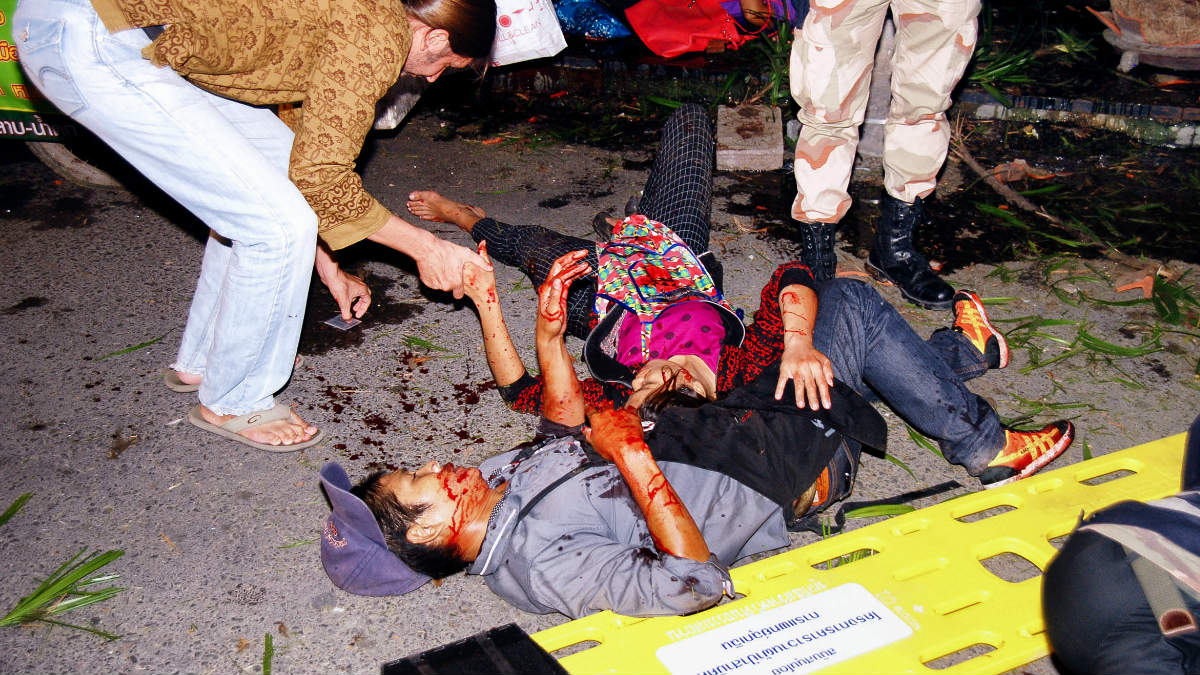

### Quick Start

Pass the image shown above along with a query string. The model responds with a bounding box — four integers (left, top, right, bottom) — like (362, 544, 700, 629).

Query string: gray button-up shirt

(468, 432, 788, 618)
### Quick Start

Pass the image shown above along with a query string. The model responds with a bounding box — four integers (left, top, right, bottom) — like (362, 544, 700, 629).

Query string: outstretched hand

(536, 249, 591, 344)
(775, 342, 835, 410)
(583, 405, 645, 463)
(417, 237, 492, 299)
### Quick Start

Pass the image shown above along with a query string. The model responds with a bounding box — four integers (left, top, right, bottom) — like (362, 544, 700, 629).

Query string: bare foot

(196, 404, 318, 447)
(407, 190, 486, 231)
(175, 370, 202, 386)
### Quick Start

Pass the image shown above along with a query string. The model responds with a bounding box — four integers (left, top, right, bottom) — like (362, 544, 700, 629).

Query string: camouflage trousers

(789, 0, 981, 223)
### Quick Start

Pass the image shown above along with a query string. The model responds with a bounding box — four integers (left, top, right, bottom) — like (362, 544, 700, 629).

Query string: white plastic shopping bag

(490, 0, 568, 67)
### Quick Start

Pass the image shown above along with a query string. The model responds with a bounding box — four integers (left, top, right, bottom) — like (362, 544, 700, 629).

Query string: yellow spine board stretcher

(532, 433, 1187, 675)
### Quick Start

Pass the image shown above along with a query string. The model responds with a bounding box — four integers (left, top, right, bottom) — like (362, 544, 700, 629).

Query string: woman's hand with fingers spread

(776, 341, 834, 410)
(536, 249, 591, 345)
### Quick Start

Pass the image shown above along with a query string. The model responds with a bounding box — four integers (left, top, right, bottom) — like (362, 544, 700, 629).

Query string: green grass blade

(995, 316, 1080, 328)
(1037, 231, 1089, 248)
(0, 493, 32, 528)
(979, 82, 1012, 107)
(38, 617, 121, 641)
(1029, 331, 1075, 346)
(1106, 377, 1145, 390)
(46, 585, 125, 616)
(1, 549, 124, 627)
(1080, 294, 1150, 308)
(1020, 347, 1083, 374)
(1076, 327, 1160, 357)
(263, 632, 274, 675)
(400, 335, 451, 352)
(1, 549, 89, 625)
(97, 331, 169, 360)
(844, 504, 916, 519)
(1081, 439, 1093, 461)
(906, 425, 944, 460)
(883, 453, 916, 480)
(1017, 184, 1066, 196)
(645, 95, 682, 109)
(974, 202, 1028, 229)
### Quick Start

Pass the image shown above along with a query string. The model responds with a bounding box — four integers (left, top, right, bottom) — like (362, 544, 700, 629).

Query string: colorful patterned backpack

(585, 215, 744, 380)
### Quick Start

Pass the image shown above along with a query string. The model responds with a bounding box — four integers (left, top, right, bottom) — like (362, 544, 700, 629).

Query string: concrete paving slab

(716, 105, 784, 172)
(0, 111, 1196, 675)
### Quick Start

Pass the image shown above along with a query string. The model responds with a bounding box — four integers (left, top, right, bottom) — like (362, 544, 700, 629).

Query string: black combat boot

(799, 221, 837, 282)
(866, 194, 954, 310)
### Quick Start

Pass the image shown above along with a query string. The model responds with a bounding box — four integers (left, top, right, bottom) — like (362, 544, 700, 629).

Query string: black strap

(142, 25, 165, 41)
(517, 460, 602, 521)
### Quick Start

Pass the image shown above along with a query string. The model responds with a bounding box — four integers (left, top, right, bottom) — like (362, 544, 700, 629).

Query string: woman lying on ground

(16, 0, 495, 451)
(413, 104, 1073, 490)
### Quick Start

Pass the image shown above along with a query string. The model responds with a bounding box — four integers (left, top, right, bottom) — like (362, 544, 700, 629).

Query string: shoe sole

(983, 422, 1074, 489)
(957, 292, 1010, 369)
(865, 260, 953, 311)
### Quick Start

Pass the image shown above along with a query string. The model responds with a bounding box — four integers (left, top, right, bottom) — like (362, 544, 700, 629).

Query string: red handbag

(625, 0, 752, 58)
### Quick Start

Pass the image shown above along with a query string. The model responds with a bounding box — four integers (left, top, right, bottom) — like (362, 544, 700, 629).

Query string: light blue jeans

(15, 0, 316, 415)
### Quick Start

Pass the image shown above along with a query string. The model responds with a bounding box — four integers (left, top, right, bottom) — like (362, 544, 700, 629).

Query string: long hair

(636, 370, 709, 423)
(403, 0, 497, 62)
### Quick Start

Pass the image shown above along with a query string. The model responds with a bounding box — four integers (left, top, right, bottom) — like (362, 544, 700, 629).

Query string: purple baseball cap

(318, 462, 430, 596)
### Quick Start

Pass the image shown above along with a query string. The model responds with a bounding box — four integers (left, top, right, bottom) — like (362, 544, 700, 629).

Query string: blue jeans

(15, 0, 316, 415)
(813, 279, 1005, 474)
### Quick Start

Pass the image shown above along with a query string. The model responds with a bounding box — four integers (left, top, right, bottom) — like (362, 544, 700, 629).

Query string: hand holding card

(324, 315, 362, 331)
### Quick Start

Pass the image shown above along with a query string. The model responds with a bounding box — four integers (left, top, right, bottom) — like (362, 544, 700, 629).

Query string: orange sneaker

(952, 290, 1009, 369)
(980, 421, 1074, 488)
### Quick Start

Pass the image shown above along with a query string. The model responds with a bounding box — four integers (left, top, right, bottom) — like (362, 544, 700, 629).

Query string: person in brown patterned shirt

(14, 0, 495, 450)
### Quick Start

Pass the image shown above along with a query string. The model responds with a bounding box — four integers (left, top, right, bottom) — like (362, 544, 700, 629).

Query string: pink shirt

(616, 301, 726, 374)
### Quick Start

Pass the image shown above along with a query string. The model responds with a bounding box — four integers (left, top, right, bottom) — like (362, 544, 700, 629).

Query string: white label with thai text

(656, 583, 912, 675)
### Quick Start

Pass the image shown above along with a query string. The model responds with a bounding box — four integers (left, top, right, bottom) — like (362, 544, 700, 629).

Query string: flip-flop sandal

(186, 403, 325, 453)
(163, 355, 307, 393)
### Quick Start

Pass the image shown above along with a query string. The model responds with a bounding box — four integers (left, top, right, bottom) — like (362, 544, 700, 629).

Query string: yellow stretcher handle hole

(923, 640, 999, 670)
(1079, 468, 1135, 486)
(810, 547, 878, 570)
(979, 551, 1043, 583)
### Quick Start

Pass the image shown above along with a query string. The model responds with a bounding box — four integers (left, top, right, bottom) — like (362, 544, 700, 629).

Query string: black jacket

(646, 361, 886, 512)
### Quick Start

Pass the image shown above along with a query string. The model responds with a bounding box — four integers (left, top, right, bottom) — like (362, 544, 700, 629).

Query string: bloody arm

(775, 283, 834, 409)
(585, 407, 710, 562)
(462, 241, 528, 388)
(535, 251, 592, 427)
